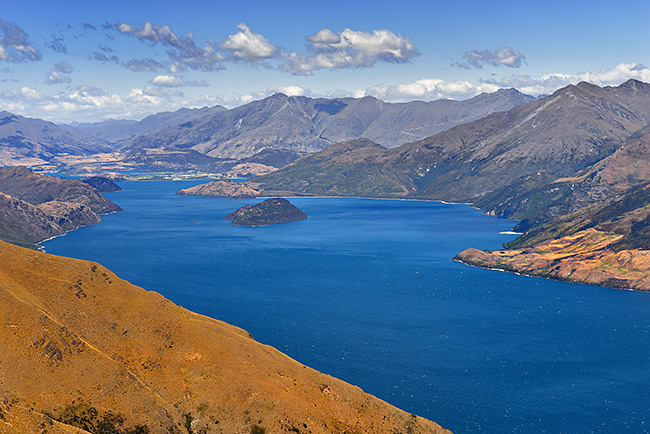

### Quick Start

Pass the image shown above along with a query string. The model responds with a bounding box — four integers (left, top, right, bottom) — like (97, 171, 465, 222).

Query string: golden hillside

(0, 240, 451, 434)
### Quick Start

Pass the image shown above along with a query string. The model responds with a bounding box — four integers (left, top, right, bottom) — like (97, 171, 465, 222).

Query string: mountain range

(116, 89, 535, 160)
(0, 90, 536, 174)
(248, 80, 650, 211)
(0, 112, 112, 167)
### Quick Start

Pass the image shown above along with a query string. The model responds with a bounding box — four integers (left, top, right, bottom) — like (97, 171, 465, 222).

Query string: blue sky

(1, 0, 649, 123)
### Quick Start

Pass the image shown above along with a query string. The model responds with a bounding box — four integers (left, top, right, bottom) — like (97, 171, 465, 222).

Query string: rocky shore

(455, 229, 650, 291)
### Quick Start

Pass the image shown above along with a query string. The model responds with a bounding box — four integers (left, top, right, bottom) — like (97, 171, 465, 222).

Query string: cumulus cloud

(44, 61, 74, 85)
(0, 83, 191, 123)
(7, 59, 648, 125)
(268, 85, 306, 97)
(455, 47, 526, 69)
(360, 63, 650, 102)
(114, 21, 224, 72)
(221, 23, 278, 62)
(364, 79, 500, 102)
(44, 71, 71, 85)
(481, 62, 650, 95)
(149, 74, 209, 87)
(0, 18, 42, 62)
(211, 85, 309, 107)
(110, 21, 419, 77)
(129, 86, 184, 100)
(18, 87, 43, 99)
(124, 57, 163, 72)
(283, 28, 419, 75)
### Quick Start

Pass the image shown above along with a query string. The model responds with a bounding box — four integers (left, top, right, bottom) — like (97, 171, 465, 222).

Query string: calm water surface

(43, 181, 650, 434)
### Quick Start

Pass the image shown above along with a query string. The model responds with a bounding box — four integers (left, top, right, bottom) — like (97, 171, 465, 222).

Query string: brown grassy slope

(176, 179, 261, 198)
(0, 240, 451, 434)
(455, 229, 650, 291)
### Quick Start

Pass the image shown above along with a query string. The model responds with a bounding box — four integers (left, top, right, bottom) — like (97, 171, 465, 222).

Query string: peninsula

(176, 179, 261, 198)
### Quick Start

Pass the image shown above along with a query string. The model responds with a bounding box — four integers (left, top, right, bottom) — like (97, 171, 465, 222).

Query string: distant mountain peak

(618, 78, 650, 92)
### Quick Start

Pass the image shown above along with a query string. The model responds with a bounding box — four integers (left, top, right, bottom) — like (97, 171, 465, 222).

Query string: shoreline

(453, 253, 650, 294)
(37, 208, 122, 251)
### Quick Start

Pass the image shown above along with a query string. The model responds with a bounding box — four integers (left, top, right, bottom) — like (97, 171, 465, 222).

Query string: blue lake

(43, 180, 650, 434)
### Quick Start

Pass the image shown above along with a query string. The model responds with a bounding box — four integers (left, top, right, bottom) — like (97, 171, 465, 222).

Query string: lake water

(43, 180, 650, 434)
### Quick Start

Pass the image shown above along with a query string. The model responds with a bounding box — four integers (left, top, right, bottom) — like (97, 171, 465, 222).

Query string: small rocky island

(226, 197, 308, 227)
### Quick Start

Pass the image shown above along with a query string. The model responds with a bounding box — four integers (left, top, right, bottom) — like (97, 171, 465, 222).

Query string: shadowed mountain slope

(0, 167, 121, 247)
(0, 166, 120, 214)
(474, 123, 650, 229)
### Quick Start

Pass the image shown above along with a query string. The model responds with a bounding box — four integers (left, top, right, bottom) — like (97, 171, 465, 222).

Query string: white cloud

(283, 28, 419, 75)
(481, 62, 650, 95)
(19, 87, 43, 99)
(149, 75, 184, 87)
(363, 79, 500, 102)
(111, 22, 419, 76)
(0, 84, 183, 123)
(209, 85, 309, 107)
(116, 22, 183, 48)
(2, 63, 648, 124)
(455, 47, 526, 69)
(361, 63, 650, 102)
(268, 85, 305, 97)
(221, 23, 278, 62)
(0, 18, 41, 62)
(149, 75, 209, 87)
